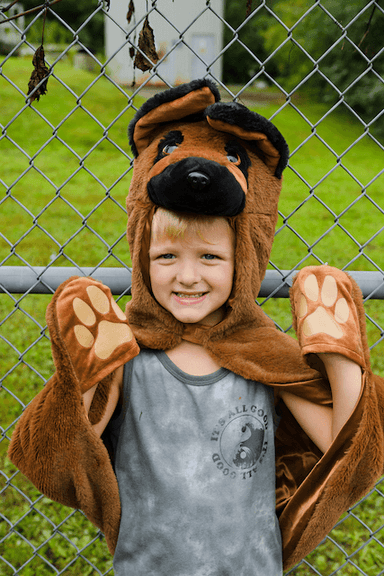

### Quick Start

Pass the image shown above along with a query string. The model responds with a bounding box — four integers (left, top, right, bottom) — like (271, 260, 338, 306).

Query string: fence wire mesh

(0, 0, 383, 574)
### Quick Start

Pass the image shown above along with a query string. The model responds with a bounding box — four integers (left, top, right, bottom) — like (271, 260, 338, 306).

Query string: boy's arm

(279, 354, 362, 453)
(284, 265, 367, 454)
(8, 277, 139, 554)
(83, 364, 124, 437)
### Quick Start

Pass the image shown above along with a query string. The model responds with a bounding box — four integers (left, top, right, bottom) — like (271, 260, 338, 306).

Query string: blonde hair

(151, 207, 234, 244)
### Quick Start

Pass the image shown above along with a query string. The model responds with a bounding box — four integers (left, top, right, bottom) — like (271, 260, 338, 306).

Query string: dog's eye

(163, 144, 178, 155)
(227, 153, 239, 164)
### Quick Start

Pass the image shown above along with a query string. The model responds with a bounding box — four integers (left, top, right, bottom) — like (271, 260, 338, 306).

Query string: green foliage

(223, 0, 276, 83)
(314, 2, 384, 133)
(224, 0, 384, 140)
(259, 0, 316, 90)
(26, 17, 72, 46)
(22, 0, 105, 53)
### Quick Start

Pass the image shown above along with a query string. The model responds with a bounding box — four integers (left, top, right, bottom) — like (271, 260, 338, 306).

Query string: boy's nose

(177, 261, 201, 285)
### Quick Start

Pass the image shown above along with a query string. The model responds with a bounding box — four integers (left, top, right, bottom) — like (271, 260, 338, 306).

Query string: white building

(0, 3, 24, 54)
(105, 0, 224, 85)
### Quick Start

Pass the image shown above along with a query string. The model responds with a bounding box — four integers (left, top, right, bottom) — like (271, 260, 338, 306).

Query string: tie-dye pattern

(108, 350, 282, 576)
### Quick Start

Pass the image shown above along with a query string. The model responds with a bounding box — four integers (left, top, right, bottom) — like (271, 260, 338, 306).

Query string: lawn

(1, 56, 383, 575)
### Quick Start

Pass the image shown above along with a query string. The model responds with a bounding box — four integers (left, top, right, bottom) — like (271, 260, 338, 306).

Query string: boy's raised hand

(290, 265, 368, 370)
(46, 276, 139, 393)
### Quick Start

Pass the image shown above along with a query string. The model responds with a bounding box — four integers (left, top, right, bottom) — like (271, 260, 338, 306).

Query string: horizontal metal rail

(0, 266, 383, 298)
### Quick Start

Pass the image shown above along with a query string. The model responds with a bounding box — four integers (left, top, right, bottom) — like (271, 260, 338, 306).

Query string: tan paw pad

(73, 298, 96, 326)
(95, 321, 133, 360)
(302, 307, 344, 339)
(298, 273, 353, 340)
(74, 324, 95, 348)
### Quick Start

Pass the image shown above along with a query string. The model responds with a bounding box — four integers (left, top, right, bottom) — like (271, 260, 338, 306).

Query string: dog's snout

(187, 171, 210, 191)
(148, 157, 246, 216)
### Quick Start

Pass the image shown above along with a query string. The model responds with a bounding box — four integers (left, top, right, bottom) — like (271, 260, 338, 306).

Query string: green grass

(1, 57, 384, 575)
(0, 55, 140, 269)
(0, 56, 137, 575)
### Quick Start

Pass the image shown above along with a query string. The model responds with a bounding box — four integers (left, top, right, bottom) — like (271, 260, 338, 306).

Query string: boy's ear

(129, 78, 220, 158)
(205, 102, 289, 179)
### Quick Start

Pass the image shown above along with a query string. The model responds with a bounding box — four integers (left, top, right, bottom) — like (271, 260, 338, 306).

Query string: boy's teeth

(176, 293, 204, 297)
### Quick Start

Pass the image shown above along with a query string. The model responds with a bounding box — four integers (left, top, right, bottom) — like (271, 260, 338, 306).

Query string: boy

(82, 208, 362, 575)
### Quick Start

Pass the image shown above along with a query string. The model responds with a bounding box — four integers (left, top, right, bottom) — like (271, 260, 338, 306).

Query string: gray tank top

(108, 349, 282, 576)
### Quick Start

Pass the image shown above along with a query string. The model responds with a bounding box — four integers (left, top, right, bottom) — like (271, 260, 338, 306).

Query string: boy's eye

(202, 254, 218, 260)
(160, 253, 175, 259)
(163, 144, 178, 155)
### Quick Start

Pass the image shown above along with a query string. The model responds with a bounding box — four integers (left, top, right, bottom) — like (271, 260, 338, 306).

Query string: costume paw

(291, 266, 365, 368)
(72, 284, 132, 360)
(53, 277, 139, 392)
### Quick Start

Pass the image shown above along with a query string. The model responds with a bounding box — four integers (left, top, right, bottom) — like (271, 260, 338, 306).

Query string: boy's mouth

(173, 292, 207, 305)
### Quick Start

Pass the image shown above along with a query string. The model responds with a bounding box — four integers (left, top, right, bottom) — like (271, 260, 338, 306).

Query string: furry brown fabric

(8, 79, 384, 570)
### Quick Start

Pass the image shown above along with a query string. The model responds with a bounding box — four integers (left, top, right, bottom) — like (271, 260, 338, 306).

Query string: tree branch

(359, 2, 377, 48)
(0, 0, 63, 24)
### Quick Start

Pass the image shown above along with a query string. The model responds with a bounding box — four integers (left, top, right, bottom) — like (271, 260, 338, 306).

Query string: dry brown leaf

(134, 17, 159, 72)
(27, 45, 49, 102)
(127, 0, 135, 24)
(246, 0, 252, 16)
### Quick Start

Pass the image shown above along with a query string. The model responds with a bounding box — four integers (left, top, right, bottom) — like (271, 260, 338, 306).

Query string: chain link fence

(1, 0, 383, 574)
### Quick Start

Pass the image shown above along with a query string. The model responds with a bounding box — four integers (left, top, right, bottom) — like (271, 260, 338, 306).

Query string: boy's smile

(149, 219, 235, 326)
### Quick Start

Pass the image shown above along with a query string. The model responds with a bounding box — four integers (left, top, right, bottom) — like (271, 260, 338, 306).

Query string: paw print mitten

(290, 266, 369, 370)
(46, 276, 140, 393)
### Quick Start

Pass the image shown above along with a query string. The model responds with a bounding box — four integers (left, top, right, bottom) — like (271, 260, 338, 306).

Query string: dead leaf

(246, 0, 253, 16)
(127, 0, 135, 24)
(134, 17, 159, 72)
(27, 45, 49, 103)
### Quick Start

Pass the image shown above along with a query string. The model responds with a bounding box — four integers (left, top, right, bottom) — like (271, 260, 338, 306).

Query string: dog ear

(205, 102, 289, 179)
(129, 78, 220, 158)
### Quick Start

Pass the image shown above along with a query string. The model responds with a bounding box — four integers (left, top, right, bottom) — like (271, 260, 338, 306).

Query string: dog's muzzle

(147, 157, 246, 217)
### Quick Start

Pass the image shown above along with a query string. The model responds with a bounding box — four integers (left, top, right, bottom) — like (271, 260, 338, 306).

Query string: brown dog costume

(8, 79, 384, 569)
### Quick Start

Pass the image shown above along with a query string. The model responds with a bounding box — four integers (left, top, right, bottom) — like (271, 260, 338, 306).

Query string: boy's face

(149, 219, 235, 326)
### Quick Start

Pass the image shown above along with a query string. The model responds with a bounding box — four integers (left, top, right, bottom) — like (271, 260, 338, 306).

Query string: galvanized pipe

(0, 266, 383, 299)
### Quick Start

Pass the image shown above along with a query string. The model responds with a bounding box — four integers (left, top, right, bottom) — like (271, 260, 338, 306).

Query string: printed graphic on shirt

(211, 403, 269, 480)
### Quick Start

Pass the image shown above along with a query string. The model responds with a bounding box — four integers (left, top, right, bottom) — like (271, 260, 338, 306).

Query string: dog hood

(125, 79, 290, 350)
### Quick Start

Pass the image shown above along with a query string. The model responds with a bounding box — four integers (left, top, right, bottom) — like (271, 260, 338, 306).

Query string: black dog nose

(187, 171, 210, 191)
